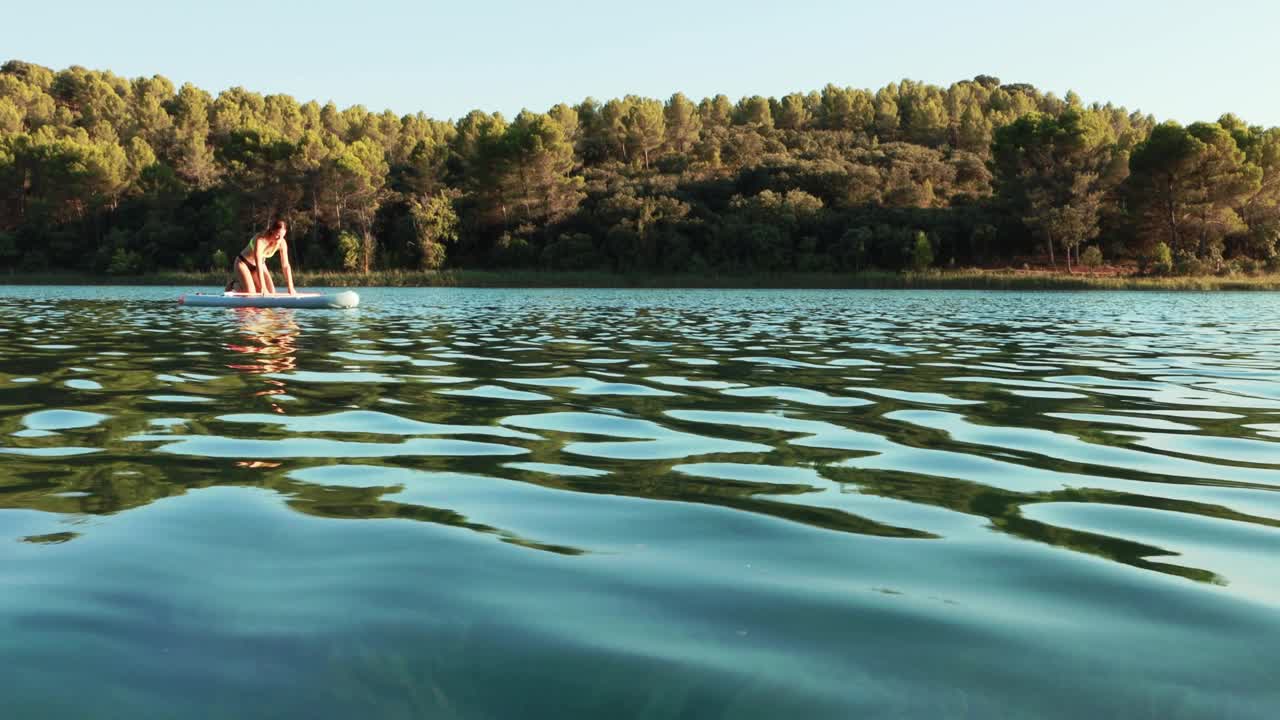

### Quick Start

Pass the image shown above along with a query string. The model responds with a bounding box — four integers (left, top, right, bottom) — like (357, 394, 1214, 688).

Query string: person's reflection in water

(226, 307, 299, 416)
(226, 308, 299, 469)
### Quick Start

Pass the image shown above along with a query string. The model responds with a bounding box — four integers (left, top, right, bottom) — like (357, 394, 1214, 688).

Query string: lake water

(1, 286, 1277, 719)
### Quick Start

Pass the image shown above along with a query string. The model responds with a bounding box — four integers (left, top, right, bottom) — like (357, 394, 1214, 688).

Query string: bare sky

(6, 0, 1277, 125)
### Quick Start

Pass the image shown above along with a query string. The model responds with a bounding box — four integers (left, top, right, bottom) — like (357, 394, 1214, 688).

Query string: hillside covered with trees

(1, 60, 1278, 277)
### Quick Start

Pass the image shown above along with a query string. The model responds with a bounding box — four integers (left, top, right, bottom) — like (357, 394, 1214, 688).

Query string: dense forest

(1, 60, 1278, 277)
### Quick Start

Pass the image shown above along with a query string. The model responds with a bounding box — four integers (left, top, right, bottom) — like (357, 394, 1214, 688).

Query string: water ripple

(3, 287, 1280, 719)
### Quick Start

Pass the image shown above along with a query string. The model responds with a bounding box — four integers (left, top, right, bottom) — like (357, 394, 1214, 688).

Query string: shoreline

(4, 269, 1280, 291)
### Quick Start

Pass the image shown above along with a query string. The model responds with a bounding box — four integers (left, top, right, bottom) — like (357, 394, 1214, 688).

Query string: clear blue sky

(5, 0, 1278, 126)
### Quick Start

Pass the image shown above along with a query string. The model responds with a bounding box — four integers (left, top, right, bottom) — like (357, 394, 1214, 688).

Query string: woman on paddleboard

(226, 219, 296, 295)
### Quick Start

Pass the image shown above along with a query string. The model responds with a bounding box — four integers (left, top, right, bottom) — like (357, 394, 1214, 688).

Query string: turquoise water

(1, 286, 1277, 718)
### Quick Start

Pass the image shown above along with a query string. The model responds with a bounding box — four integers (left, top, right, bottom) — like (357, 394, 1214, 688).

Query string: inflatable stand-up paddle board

(179, 291, 360, 308)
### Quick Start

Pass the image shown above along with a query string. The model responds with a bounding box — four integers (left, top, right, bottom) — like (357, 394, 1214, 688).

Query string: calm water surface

(1, 286, 1278, 718)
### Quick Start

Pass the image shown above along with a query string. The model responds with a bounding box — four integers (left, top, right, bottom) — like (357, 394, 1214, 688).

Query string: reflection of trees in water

(4, 301, 1275, 583)
(226, 308, 299, 415)
(820, 464, 1280, 585)
(0, 454, 587, 554)
(0, 449, 931, 556)
(273, 474, 584, 556)
(7, 293, 1279, 604)
(1, 458, 224, 519)
(264, 452, 1280, 585)
(3, 431, 1275, 587)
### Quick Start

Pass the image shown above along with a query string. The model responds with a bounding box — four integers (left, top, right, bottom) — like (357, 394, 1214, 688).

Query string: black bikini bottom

(226, 254, 260, 290)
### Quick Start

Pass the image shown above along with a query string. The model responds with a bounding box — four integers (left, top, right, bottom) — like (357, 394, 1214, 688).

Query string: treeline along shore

(8, 269, 1280, 291)
(2, 60, 1279, 283)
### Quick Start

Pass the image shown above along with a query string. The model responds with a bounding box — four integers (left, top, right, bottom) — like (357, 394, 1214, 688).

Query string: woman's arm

(278, 239, 296, 294)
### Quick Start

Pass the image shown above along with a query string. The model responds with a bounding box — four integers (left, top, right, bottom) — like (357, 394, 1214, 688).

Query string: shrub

(654, 153, 689, 174)
(832, 228, 870, 272)
(494, 232, 534, 267)
(541, 233, 602, 271)
(1174, 250, 1207, 276)
(1149, 242, 1173, 275)
(1081, 246, 1103, 269)
(337, 232, 361, 272)
(909, 231, 933, 272)
(107, 247, 143, 275)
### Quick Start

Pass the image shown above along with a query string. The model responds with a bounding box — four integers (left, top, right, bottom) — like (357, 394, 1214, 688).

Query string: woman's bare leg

(234, 262, 258, 293)
(262, 270, 276, 294)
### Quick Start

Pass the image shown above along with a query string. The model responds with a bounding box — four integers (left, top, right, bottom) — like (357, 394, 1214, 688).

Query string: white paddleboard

(179, 291, 360, 308)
